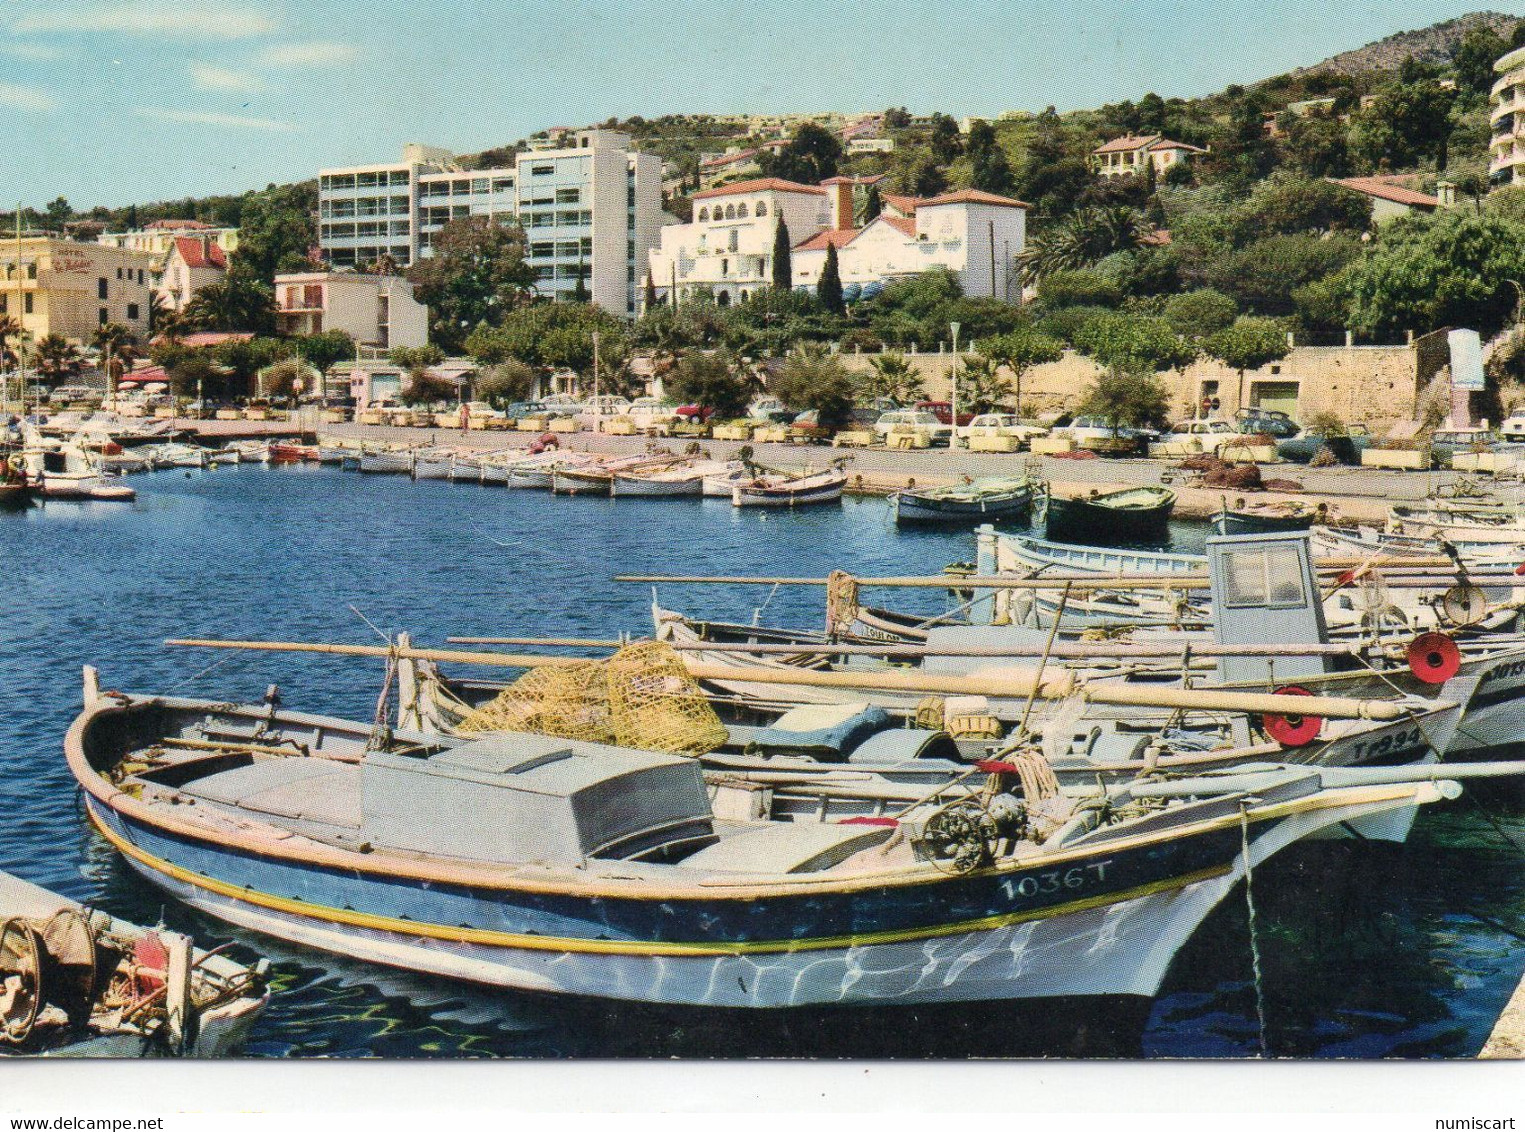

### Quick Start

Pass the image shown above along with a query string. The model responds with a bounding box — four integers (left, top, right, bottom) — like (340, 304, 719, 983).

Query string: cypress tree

(863, 185, 882, 223)
(572, 256, 590, 303)
(817, 242, 844, 315)
(772, 216, 793, 292)
(643, 273, 659, 311)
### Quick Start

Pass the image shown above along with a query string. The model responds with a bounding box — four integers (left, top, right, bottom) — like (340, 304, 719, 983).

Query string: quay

(1481, 973, 1525, 1058)
(314, 421, 1489, 524)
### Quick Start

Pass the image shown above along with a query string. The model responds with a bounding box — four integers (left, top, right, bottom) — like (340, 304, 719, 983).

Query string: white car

(1501, 414, 1525, 443)
(626, 396, 680, 430)
(956, 413, 1048, 448)
(1059, 415, 1158, 444)
(1153, 419, 1240, 453)
(874, 409, 952, 445)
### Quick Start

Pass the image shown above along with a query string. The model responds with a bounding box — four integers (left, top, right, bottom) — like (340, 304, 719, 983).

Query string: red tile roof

(700, 148, 758, 169)
(881, 193, 922, 216)
(794, 228, 859, 251)
(1332, 177, 1440, 210)
(916, 188, 1032, 210)
(1093, 134, 1206, 156)
(173, 331, 253, 348)
(879, 215, 917, 238)
(173, 236, 228, 269)
(691, 177, 827, 200)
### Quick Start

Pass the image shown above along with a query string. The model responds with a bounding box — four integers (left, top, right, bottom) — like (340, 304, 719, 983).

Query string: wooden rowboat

(732, 468, 847, 507)
(893, 476, 1037, 525)
(1045, 486, 1175, 544)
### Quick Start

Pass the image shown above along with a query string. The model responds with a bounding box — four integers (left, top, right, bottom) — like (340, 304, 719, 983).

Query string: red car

(673, 405, 717, 422)
(916, 400, 976, 427)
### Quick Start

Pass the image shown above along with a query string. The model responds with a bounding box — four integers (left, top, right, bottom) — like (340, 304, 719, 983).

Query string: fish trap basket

(455, 661, 614, 744)
(605, 640, 728, 755)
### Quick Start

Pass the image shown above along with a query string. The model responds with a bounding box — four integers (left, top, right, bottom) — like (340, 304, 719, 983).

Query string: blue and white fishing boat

(892, 476, 1038, 526)
(66, 673, 1463, 1008)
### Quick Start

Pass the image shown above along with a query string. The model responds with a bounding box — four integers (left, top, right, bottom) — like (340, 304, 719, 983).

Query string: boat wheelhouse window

(1221, 546, 1306, 609)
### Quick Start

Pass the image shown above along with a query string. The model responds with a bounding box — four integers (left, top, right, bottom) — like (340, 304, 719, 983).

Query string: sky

(0, 0, 1517, 209)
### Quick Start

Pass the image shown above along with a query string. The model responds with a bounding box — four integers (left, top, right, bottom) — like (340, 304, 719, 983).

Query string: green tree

(212, 336, 287, 397)
(1204, 316, 1291, 410)
(1164, 289, 1239, 340)
(862, 184, 883, 223)
(476, 359, 538, 407)
(1235, 176, 1372, 241)
(32, 334, 81, 385)
(666, 350, 758, 419)
(772, 216, 793, 292)
(966, 120, 1014, 195)
(1072, 312, 1197, 376)
(1282, 116, 1353, 180)
(1342, 211, 1525, 340)
(390, 345, 446, 372)
(0, 315, 22, 370)
(860, 351, 925, 404)
(407, 215, 535, 351)
(400, 371, 457, 406)
(231, 181, 318, 279)
(1452, 25, 1511, 95)
(817, 243, 844, 315)
(1022, 206, 1154, 280)
(643, 274, 659, 312)
(292, 330, 355, 375)
(183, 276, 276, 334)
(770, 343, 856, 428)
(980, 325, 1063, 416)
(1352, 78, 1456, 171)
(927, 113, 963, 165)
(464, 301, 629, 380)
(44, 197, 72, 231)
(163, 353, 222, 401)
(953, 354, 1013, 413)
(91, 323, 141, 381)
(1206, 234, 1363, 316)
(1036, 269, 1123, 310)
(1078, 370, 1170, 431)
(760, 122, 842, 184)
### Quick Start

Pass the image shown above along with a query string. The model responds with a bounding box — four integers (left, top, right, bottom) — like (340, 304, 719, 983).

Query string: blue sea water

(1, 464, 1522, 1058)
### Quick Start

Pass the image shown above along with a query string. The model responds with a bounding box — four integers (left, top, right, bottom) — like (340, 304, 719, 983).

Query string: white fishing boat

(209, 448, 241, 466)
(702, 465, 753, 497)
(227, 440, 270, 464)
(411, 448, 456, 480)
(151, 442, 209, 469)
(612, 460, 742, 498)
(19, 430, 137, 501)
(358, 447, 415, 474)
(731, 467, 847, 507)
(553, 453, 677, 495)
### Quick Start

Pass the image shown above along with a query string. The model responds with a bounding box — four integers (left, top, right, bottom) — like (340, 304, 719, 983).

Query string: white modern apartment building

(1491, 45, 1525, 188)
(317, 130, 664, 317)
(273, 272, 429, 349)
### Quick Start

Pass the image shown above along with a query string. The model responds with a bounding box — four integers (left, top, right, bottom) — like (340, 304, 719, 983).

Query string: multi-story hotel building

(317, 130, 664, 317)
(0, 238, 155, 343)
(1491, 46, 1525, 188)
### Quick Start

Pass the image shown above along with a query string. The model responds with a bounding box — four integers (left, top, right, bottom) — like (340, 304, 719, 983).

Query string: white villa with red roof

(156, 235, 229, 312)
(1091, 135, 1207, 179)
(646, 177, 1027, 308)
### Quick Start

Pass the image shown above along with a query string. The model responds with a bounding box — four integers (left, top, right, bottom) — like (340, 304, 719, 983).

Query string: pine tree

(863, 185, 882, 223)
(772, 216, 793, 292)
(817, 243, 844, 315)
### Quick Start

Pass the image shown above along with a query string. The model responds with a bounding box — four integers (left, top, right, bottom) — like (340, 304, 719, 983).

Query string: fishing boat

(268, 442, 318, 464)
(151, 442, 210, 469)
(19, 433, 136, 501)
(227, 440, 270, 464)
(1045, 486, 1175, 544)
(0, 867, 268, 1056)
(502, 451, 578, 489)
(702, 465, 753, 497)
(1388, 505, 1525, 545)
(552, 453, 675, 496)
(411, 448, 457, 480)
(358, 447, 415, 475)
(65, 671, 1469, 1008)
(209, 448, 241, 466)
(1214, 500, 1321, 536)
(892, 476, 1038, 526)
(732, 467, 847, 507)
(612, 460, 742, 498)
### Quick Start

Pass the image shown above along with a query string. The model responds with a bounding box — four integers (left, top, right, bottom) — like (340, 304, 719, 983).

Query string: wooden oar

(447, 636, 1361, 658)
(163, 638, 1408, 720)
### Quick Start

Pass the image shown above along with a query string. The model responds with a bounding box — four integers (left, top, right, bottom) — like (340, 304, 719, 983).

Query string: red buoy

(1263, 685, 1322, 747)
(1407, 632, 1462, 685)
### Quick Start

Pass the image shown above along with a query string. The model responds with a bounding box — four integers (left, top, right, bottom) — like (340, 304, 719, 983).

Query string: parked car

(956, 413, 1048, 448)
(1501, 413, 1525, 443)
(1234, 407, 1301, 439)
(502, 401, 547, 420)
(674, 404, 718, 422)
(875, 409, 953, 446)
(915, 400, 976, 428)
(1153, 419, 1240, 454)
(626, 396, 680, 430)
(1430, 427, 1503, 469)
(1059, 414, 1158, 447)
(1276, 423, 1372, 464)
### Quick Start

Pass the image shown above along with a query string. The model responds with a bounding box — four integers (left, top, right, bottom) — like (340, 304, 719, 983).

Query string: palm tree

(92, 323, 141, 385)
(1020, 205, 1155, 282)
(953, 354, 1014, 414)
(33, 334, 82, 386)
(0, 315, 23, 371)
(861, 352, 925, 405)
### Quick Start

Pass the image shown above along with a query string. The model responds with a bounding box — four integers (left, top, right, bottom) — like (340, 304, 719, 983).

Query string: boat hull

(1045, 493, 1173, 544)
(84, 780, 1425, 1008)
(359, 453, 413, 474)
(611, 474, 704, 497)
(894, 488, 1032, 525)
(1214, 511, 1315, 536)
(552, 468, 612, 495)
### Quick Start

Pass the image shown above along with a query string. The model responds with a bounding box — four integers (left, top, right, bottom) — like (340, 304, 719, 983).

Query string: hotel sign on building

(0, 238, 155, 344)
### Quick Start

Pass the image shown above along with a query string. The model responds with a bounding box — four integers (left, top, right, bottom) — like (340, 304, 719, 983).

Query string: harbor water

(2, 463, 1523, 1058)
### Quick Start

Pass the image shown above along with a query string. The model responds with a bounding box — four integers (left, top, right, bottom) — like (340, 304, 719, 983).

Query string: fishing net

(606, 640, 728, 755)
(453, 641, 727, 756)
(454, 661, 614, 744)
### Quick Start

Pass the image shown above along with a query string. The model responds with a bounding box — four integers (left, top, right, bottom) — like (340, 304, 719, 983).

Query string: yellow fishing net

(453, 641, 727, 756)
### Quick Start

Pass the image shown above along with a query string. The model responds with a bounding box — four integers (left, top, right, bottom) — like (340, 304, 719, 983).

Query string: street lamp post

(950, 321, 961, 448)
